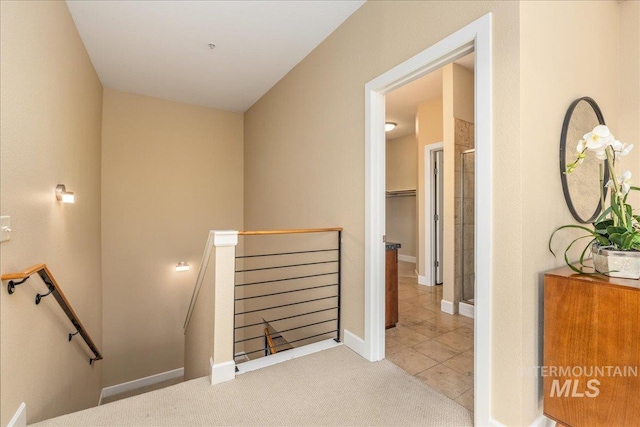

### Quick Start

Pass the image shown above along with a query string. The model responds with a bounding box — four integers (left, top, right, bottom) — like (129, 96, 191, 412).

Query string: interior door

(434, 149, 444, 285)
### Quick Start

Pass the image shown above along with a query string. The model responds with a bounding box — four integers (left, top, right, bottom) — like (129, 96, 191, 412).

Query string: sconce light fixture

(176, 261, 190, 272)
(55, 184, 75, 203)
(385, 122, 397, 132)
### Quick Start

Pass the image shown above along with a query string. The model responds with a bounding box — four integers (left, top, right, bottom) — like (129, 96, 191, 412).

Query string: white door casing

(363, 13, 492, 425)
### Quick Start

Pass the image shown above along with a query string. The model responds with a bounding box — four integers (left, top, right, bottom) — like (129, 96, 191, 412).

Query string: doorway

(363, 13, 492, 424)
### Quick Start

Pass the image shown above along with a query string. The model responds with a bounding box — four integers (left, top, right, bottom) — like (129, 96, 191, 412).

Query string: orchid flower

(611, 140, 634, 159)
(606, 170, 633, 195)
(582, 124, 615, 151)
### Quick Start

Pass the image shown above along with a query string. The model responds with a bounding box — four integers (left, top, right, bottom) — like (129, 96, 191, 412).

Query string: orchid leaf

(549, 225, 597, 256)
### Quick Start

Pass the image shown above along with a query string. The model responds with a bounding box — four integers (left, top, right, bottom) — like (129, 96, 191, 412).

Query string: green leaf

(606, 226, 626, 236)
(549, 225, 598, 256)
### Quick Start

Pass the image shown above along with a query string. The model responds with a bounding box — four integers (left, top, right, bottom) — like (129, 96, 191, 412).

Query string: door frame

(423, 143, 443, 286)
(363, 13, 492, 425)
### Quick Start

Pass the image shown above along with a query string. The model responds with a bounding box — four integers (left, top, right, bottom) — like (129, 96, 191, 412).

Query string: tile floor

(385, 261, 474, 412)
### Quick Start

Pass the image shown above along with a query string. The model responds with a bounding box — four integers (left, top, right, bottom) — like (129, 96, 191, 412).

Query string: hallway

(385, 261, 474, 411)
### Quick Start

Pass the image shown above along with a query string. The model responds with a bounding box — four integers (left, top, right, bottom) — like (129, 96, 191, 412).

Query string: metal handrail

(2, 264, 103, 364)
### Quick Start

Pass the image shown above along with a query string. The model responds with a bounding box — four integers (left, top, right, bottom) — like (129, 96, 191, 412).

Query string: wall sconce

(55, 184, 75, 203)
(176, 261, 190, 272)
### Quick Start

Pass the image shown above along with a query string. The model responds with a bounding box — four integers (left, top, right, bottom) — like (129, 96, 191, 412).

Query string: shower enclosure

(460, 149, 475, 312)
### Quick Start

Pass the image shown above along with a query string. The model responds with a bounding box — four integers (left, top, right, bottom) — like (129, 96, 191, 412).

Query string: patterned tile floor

(385, 261, 474, 412)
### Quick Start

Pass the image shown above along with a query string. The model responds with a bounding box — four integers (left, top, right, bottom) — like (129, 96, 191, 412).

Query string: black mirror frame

(559, 96, 610, 224)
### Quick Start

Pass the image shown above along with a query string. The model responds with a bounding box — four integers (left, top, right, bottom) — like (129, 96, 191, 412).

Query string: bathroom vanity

(385, 242, 400, 328)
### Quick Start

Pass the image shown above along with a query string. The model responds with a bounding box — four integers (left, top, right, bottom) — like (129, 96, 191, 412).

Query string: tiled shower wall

(454, 118, 475, 302)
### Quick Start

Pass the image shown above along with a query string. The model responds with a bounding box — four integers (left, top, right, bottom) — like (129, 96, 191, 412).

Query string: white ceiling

(385, 53, 474, 139)
(66, 0, 365, 112)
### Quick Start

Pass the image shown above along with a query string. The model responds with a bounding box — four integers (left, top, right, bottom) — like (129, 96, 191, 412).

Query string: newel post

(210, 230, 238, 385)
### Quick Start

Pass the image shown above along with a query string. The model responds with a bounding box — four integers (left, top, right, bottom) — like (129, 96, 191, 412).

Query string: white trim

(236, 339, 341, 374)
(6, 402, 26, 427)
(529, 415, 556, 427)
(417, 275, 435, 287)
(424, 142, 444, 286)
(459, 301, 475, 319)
(364, 13, 492, 426)
(343, 329, 366, 358)
(440, 299, 457, 315)
(397, 254, 416, 263)
(100, 367, 184, 401)
(213, 230, 239, 247)
(210, 359, 235, 385)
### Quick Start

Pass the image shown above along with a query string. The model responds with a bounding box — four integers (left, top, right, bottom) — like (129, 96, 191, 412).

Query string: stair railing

(234, 228, 342, 361)
(2, 263, 103, 364)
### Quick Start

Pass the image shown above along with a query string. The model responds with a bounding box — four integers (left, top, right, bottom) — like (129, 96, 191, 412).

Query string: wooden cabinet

(385, 244, 400, 329)
(544, 266, 640, 426)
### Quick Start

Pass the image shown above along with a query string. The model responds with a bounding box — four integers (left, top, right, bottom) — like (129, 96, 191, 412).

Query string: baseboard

(7, 402, 26, 427)
(397, 255, 416, 263)
(234, 351, 249, 363)
(441, 299, 457, 314)
(210, 359, 235, 385)
(343, 329, 366, 358)
(100, 367, 184, 403)
(236, 338, 341, 375)
(417, 275, 436, 286)
(529, 414, 556, 427)
(459, 301, 475, 319)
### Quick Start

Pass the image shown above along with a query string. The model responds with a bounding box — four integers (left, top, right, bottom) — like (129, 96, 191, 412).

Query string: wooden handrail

(239, 227, 343, 236)
(1, 263, 46, 280)
(2, 264, 103, 364)
(264, 328, 277, 355)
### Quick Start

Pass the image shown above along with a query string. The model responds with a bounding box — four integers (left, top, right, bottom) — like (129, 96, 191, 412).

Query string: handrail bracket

(7, 277, 29, 294)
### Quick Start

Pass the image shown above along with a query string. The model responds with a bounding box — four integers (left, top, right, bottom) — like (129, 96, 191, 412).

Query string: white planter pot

(592, 244, 640, 280)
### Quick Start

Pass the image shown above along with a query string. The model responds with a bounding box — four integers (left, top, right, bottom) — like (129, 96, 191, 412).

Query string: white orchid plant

(550, 124, 640, 273)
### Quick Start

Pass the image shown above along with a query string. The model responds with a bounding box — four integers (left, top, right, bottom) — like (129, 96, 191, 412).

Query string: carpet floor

(32, 346, 473, 426)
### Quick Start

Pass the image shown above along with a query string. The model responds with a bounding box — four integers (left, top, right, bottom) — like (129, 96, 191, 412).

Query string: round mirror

(560, 97, 609, 223)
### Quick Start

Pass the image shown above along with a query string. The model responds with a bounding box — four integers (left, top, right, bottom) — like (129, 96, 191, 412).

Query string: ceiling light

(385, 122, 397, 132)
(208, 43, 216, 50)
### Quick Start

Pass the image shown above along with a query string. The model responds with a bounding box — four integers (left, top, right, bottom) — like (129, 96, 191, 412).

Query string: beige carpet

(32, 346, 473, 426)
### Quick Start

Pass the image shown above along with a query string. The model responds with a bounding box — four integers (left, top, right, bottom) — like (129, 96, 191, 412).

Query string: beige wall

(244, 0, 522, 423)
(520, 1, 639, 424)
(386, 134, 417, 258)
(416, 98, 444, 278)
(0, 1, 104, 424)
(101, 89, 243, 386)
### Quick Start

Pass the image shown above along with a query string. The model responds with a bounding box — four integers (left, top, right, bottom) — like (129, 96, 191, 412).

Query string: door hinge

(434, 167, 438, 175)
(434, 260, 440, 267)
(434, 214, 439, 221)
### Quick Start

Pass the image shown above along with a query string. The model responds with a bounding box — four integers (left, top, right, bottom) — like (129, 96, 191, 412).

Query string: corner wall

(520, 1, 639, 424)
(101, 89, 244, 387)
(244, 0, 522, 423)
(0, 1, 103, 424)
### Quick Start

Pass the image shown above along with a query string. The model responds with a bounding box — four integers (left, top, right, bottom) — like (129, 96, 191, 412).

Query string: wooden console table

(544, 266, 640, 426)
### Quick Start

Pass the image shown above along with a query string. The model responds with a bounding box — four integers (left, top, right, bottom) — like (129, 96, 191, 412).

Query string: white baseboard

(441, 299, 457, 314)
(529, 414, 556, 427)
(343, 329, 366, 358)
(417, 275, 436, 286)
(397, 255, 416, 263)
(210, 359, 235, 385)
(459, 301, 475, 319)
(7, 402, 26, 427)
(100, 367, 184, 404)
(236, 338, 341, 375)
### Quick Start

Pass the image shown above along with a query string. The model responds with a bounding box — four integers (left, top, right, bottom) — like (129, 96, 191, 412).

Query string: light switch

(1, 216, 11, 242)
